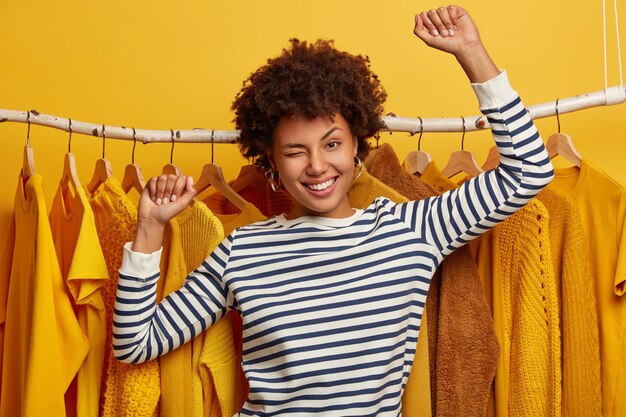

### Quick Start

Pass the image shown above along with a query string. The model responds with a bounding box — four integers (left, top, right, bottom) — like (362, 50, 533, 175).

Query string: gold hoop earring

(353, 156, 363, 180)
(267, 169, 282, 192)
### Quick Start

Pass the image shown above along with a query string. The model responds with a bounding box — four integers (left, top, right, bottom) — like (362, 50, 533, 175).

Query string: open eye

(326, 140, 340, 150)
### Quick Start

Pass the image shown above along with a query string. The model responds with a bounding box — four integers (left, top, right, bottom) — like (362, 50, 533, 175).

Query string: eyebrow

(282, 127, 343, 149)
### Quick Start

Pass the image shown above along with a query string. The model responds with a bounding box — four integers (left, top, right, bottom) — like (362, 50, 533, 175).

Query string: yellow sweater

(89, 176, 161, 417)
(549, 160, 626, 417)
(535, 187, 602, 416)
(497, 199, 561, 417)
(1, 174, 89, 417)
(196, 202, 266, 417)
(49, 184, 109, 417)
(158, 201, 224, 417)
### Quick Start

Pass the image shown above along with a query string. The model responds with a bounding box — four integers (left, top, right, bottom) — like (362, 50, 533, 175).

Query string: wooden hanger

(405, 118, 432, 175)
(441, 118, 484, 178)
(87, 124, 113, 193)
(21, 110, 36, 187)
(482, 145, 500, 171)
(60, 120, 81, 192)
(547, 133, 582, 167)
(162, 129, 182, 175)
(195, 163, 247, 210)
(121, 128, 146, 193)
(546, 99, 582, 167)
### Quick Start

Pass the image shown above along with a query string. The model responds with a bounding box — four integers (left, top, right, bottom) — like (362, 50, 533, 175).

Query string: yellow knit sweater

(536, 188, 602, 417)
(89, 176, 161, 417)
(497, 199, 561, 417)
(195, 202, 266, 417)
(158, 201, 224, 417)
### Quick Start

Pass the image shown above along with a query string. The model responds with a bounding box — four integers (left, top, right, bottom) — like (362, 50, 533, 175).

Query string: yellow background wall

(1, 0, 625, 240)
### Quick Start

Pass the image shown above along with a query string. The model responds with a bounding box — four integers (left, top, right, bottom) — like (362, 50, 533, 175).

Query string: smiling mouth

(304, 177, 336, 191)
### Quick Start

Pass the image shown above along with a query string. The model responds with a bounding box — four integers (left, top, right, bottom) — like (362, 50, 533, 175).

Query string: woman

(114, 5, 554, 415)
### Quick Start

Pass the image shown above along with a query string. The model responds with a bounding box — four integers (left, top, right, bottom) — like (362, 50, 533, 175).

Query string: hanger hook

(131, 127, 137, 164)
(460, 116, 466, 150)
(555, 98, 561, 133)
(26, 110, 31, 146)
(210, 129, 215, 165)
(417, 117, 424, 151)
(170, 129, 175, 165)
(68, 118, 73, 153)
(101, 124, 106, 159)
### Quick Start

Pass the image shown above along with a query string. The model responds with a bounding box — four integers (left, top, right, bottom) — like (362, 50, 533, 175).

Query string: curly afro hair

(231, 38, 387, 171)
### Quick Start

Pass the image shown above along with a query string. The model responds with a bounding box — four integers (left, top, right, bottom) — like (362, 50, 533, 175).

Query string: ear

(353, 136, 359, 157)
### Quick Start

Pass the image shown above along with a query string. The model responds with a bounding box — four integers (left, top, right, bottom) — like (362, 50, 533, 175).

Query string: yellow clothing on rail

(49, 184, 109, 417)
(1, 174, 89, 417)
(550, 159, 626, 417)
(89, 176, 161, 417)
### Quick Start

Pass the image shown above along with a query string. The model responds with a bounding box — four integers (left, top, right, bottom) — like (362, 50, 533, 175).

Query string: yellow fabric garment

(156, 201, 224, 417)
(0, 210, 14, 397)
(214, 202, 265, 236)
(550, 159, 626, 417)
(536, 187, 602, 417)
(1, 174, 89, 417)
(348, 168, 432, 417)
(49, 183, 109, 417)
(414, 161, 457, 194)
(497, 199, 561, 417)
(89, 176, 161, 417)
(194, 202, 266, 417)
(420, 162, 561, 416)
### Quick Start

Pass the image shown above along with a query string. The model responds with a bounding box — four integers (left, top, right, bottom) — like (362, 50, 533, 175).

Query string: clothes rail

(1, 85, 624, 143)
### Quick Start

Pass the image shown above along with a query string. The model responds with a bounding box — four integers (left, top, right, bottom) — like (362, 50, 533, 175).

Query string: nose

(306, 150, 327, 176)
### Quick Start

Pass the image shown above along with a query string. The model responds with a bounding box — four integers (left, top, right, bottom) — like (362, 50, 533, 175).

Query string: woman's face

(269, 113, 358, 219)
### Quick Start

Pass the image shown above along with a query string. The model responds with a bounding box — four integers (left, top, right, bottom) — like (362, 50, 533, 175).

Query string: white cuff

(471, 70, 519, 110)
(119, 241, 162, 280)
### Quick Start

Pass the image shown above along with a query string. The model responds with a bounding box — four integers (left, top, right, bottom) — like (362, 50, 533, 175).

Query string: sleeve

(112, 232, 236, 364)
(613, 190, 626, 295)
(394, 71, 554, 259)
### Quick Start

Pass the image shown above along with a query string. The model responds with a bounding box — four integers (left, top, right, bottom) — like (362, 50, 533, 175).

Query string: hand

(138, 174, 196, 226)
(132, 174, 196, 253)
(413, 5, 481, 57)
(413, 5, 498, 83)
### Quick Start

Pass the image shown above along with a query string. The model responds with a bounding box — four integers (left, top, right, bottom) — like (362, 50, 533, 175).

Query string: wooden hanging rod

(1, 85, 624, 143)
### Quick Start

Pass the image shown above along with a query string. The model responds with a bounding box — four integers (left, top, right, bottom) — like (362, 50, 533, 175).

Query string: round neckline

(275, 208, 364, 228)
(550, 159, 588, 198)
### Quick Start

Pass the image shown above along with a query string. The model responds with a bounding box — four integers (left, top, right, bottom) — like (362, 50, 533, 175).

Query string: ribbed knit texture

(157, 201, 224, 417)
(372, 143, 499, 417)
(549, 159, 626, 417)
(203, 165, 294, 217)
(536, 187, 602, 416)
(197, 309, 240, 417)
(204, 202, 267, 416)
(497, 199, 561, 417)
(88, 177, 161, 417)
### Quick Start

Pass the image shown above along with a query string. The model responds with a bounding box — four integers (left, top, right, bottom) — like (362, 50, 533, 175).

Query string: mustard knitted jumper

(157, 201, 224, 417)
(497, 199, 561, 417)
(195, 202, 266, 417)
(536, 188, 602, 416)
(88, 177, 161, 417)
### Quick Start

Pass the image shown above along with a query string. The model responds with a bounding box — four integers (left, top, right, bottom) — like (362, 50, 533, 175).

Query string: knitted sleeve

(113, 232, 237, 364)
(395, 71, 554, 259)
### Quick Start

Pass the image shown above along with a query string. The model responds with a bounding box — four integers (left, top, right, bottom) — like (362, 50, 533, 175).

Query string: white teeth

(307, 178, 335, 191)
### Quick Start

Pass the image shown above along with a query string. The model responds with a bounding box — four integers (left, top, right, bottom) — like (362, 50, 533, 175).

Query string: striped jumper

(114, 71, 554, 416)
